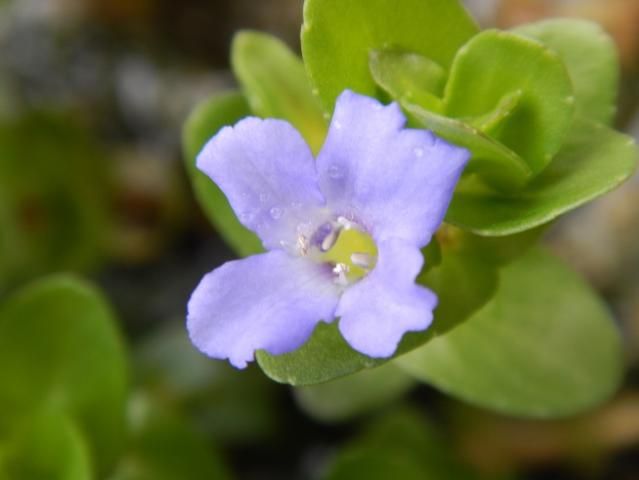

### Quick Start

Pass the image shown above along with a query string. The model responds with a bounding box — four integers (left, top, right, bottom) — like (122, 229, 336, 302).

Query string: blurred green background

(1, 0, 639, 478)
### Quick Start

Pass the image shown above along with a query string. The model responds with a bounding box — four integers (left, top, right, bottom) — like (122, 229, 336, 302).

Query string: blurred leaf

(0, 275, 128, 473)
(0, 412, 92, 480)
(444, 30, 575, 176)
(231, 31, 327, 152)
(466, 89, 522, 136)
(398, 248, 623, 417)
(0, 112, 110, 290)
(369, 49, 446, 112)
(447, 118, 638, 235)
(256, 236, 500, 386)
(514, 19, 619, 125)
(135, 322, 278, 443)
(182, 91, 262, 256)
(324, 409, 481, 480)
(302, 0, 478, 111)
(294, 362, 414, 422)
(405, 102, 531, 190)
(109, 395, 232, 480)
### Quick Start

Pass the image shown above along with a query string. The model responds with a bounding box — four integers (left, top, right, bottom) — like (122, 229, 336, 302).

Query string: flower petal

(317, 90, 469, 247)
(197, 117, 326, 251)
(336, 238, 437, 358)
(187, 251, 340, 368)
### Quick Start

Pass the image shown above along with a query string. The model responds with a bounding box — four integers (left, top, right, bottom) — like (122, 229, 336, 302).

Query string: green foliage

(0, 112, 110, 291)
(135, 323, 278, 444)
(232, 30, 327, 152)
(447, 119, 637, 235)
(182, 91, 263, 256)
(398, 248, 623, 417)
(369, 50, 446, 112)
(0, 275, 128, 474)
(514, 19, 619, 125)
(0, 412, 92, 480)
(302, 0, 478, 111)
(324, 409, 481, 480)
(294, 362, 414, 422)
(109, 396, 232, 480)
(444, 30, 575, 176)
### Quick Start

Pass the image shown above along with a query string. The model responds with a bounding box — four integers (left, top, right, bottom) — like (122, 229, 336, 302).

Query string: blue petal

(317, 90, 469, 247)
(197, 117, 327, 251)
(336, 238, 437, 358)
(187, 251, 340, 368)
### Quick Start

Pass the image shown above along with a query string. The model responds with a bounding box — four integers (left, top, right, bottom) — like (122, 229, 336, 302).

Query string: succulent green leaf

(0, 112, 110, 291)
(0, 412, 92, 480)
(109, 396, 233, 480)
(324, 409, 481, 480)
(302, 0, 478, 111)
(369, 49, 446, 112)
(405, 102, 531, 190)
(231, 31, 327, 152)
(294, 362, 414, 422)
(444, 30, 575, 175)
(447, 118, 638, 235)
(0, 275, 127, 474)
(514, 19, 619, 125)
(398, 248, 623, 417)
(182, 91, 262, 256)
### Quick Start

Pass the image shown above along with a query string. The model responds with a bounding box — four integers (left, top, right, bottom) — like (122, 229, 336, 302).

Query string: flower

(187, 90, 469, 368)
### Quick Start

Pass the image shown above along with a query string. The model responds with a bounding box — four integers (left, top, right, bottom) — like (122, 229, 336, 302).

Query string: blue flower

(187, 90, 469, 368)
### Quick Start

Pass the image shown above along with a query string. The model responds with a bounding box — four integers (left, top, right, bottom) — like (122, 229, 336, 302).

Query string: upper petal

(316, 90, 469, 247)
(336, 238, 437, 358)
(197, 117, 326, 251)
(187, 250, 340, 368)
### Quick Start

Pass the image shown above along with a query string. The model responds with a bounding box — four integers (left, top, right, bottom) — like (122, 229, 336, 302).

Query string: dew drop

(269, 207, 283, 220)
(414, 147, 424, 157)
(328, 165, 343, 179)
(334, 120, 342, 130)
(259, 192, 270, 203)
(239, 211, 255, 223)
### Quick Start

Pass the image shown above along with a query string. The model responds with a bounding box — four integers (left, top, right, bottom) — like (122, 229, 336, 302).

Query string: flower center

(303, 217, 377, 286)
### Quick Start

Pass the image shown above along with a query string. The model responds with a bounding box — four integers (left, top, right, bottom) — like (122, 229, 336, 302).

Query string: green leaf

(324, 409, 481, 480)
(447, 118, 638, 236)
(135, 322, 278, 444)
(465, 89, 522, 136)
(294, 362, 414, 422)
(302, 0, 478, 111)
(0, 412, 92, 480)
(257, 236, 499, 386)
(0, 112, 110, 291)
(182, 91, 262, 256)
(514, 19, 619, 125)
(398, 248, 623, 417)
(231, 31, 327, 152)
(0, 275, 128, 473)
(405, 102, 531, 190)
(369, 49, 446, 112)
(444, 30, 575, 175)
(109, 395, 233, 480)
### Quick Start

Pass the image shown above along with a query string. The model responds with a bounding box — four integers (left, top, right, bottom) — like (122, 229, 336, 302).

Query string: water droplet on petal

(328, 165, 343, 179)
(334, 120, 342, 130)
(259, 192, 269, 203)
(239, 211, 255, 223)
(291, 202, 303, 210)
(414, 147, 424, 157)
(269, 207, 283, 220)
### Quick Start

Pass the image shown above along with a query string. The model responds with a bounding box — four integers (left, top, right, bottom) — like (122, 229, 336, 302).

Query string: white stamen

(321, 227, 340, 251)
(336, 216, 354, 230)
(351, 252, 374, 269)
(333, 263, 349, 286)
